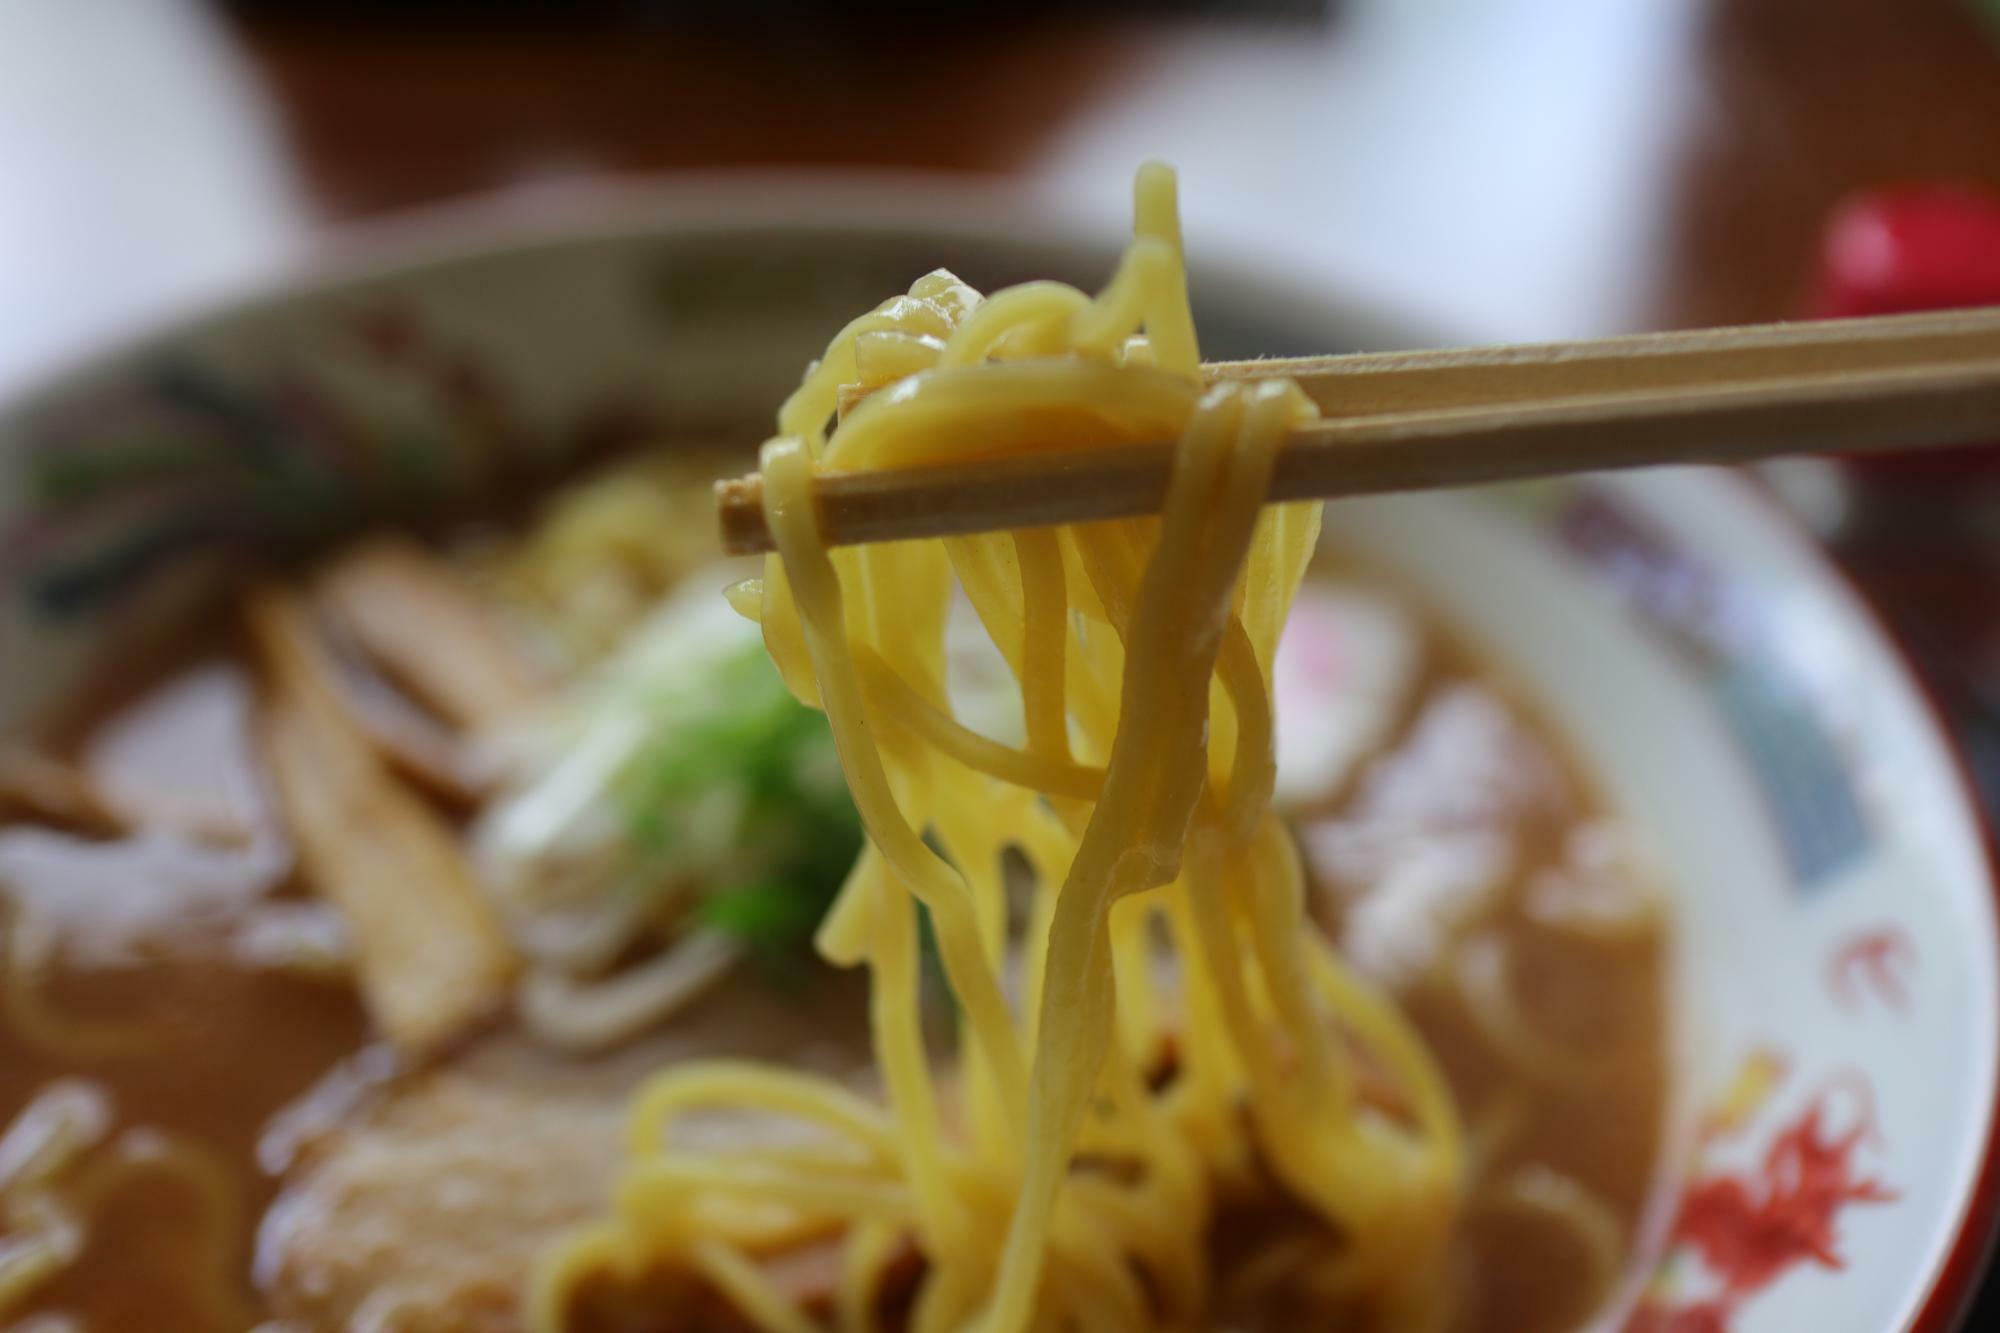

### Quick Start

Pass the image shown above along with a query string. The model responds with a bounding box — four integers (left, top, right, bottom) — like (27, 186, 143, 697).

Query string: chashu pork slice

(258, 970, 878, 1333)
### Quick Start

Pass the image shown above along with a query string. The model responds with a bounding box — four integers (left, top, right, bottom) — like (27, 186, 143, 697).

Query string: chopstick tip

(715, 472, 774, 556)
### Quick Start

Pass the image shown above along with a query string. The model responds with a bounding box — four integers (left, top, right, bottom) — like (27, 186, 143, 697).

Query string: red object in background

(1809, 187, 2000, 483)
(1813, 187, 2000, 319)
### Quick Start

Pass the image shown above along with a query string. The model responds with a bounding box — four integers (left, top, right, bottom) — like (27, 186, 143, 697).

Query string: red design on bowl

(1827, 925, 1917, 1016)
(1628, 1060, 1899, 1330)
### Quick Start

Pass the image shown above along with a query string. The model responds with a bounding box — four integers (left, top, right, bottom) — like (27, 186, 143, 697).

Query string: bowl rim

(0, 168, 1448, 424)
(1770, 491, 2000, 1332)
(0, 169, 1993, 1326)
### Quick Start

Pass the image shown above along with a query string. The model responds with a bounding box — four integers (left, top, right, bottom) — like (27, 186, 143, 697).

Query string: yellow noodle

(1, 1082, 254, 1328)
(530, 1222, 628, 1330)
(625, 1064, 900, 1162)
(34, 1129, 253, 1331)
(537, 163, 1463, 1332)
(623, 1154, 909, 1230)
(837, 1221, 900, 1333)
(1452, 931, 1621, 1090)
(0, 906, 155, 1064)
(692, 1239, 825, 1333)
(1473, 1164, 1625, 1320)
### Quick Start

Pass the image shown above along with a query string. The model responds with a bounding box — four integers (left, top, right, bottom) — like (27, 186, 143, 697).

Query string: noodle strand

(538, 162, 1463, 1333)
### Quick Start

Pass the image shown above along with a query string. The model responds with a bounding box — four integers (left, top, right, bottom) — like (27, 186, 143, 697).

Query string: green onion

(477, 578, 862, 985)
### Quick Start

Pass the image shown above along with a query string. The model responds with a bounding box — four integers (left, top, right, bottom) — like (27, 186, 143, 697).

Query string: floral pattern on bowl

(2, 301, 658, 626)
(1629, 1048, 1900, 1331)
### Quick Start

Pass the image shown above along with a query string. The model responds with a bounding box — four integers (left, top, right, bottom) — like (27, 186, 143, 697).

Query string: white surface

(0, 0, 306, 397)
(1035, 0, 1700, 344)
(0, 0, 1707, 393)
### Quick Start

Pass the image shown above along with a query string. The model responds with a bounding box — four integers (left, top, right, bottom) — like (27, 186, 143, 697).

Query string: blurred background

(6, 0, 1998, 379)
(2, 0, 2000, 1312)
(4, 0, 2000, 773)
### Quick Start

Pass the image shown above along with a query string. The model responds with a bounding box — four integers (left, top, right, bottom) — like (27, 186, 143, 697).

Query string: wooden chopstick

(1212, 306, 2000, 414)
(716, 308, 2000, 556)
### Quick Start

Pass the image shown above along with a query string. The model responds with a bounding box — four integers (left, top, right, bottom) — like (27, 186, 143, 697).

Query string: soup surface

(0, 459, 1667, 1333)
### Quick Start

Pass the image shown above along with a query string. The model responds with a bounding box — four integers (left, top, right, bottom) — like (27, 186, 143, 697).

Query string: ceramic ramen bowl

(0, 179, 1993, 1330)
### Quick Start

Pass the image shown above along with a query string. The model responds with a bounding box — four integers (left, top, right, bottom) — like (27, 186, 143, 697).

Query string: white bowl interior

(1336, 476, 1996, 1329)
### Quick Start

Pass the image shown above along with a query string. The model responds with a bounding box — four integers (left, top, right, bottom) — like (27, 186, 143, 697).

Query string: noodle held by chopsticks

(536, 164, 1463, 1333)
